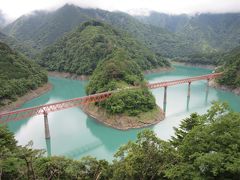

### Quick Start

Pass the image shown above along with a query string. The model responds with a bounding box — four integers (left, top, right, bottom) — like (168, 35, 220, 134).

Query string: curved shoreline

(209, 80, 240, 96)
(48, 66, 173, 80)
(172, 61, 216, 70)
(48, 71, 89, 80)
(81, 104, 165, 130)
(0, 83, 52, 113)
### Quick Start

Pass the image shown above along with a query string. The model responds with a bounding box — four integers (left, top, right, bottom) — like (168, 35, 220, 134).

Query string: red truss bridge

(0, 72, 222, 125)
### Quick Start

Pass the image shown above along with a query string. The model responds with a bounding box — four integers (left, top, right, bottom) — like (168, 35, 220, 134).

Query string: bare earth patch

(82, 104, 165, 130)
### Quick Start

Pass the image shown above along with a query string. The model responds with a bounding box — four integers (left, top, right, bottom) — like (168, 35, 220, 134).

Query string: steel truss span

(0, 73, 222, 123)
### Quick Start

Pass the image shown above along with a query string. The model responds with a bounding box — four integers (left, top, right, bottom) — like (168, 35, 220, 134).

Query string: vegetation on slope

(87, 50, 156, 116)
(172, 52, 223, 66)
(39, 20, 169, 75)
(1, 102, 240, 179)
(3, 4, 205, 57)
(0, 42, 47, 106)
(137, 12, 240, 54)
(0, 31, 37, 58)
(217, 46, 240, 88)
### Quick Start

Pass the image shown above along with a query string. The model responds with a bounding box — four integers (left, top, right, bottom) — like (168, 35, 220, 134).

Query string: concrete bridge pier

(186, 96, 190, 111)
(44, 112, 50, 139)
(205, 79, 210, 104)
(163, 86, 167, 113)
(45, 139, 51, 156)
(206, 79, 210, 93)
(187, 82, 191, 98)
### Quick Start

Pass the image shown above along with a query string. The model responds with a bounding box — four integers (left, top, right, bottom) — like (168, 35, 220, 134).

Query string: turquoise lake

(7, 65, 240, 161)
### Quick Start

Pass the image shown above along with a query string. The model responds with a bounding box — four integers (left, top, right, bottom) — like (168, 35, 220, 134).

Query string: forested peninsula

(39, 20, 169, 129)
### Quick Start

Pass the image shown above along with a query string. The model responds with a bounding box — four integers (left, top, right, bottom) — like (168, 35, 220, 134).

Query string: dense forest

(217, 46, 240, 88)
(3, 4, 224, 58)
(1, 102, 240, 179)
(0, 31, 37, 58)
(136, 12, 240, 52)
(0, 42, 47, 106)
(86, 50, 156, 116)
(39, 20, 169, 75)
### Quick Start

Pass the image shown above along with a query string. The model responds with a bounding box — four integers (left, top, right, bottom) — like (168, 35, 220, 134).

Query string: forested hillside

(0, 31, 37, 57)
(3, 4, 201, 57)
(1, 102, 240, 179)
(86, 50, 156, 116)
(39, 20, 170, 75)
(217, 46, 240, 88)
(137, 12, 240, 54)
(0, 10, 6, 28)
(0, 42, 47, 106)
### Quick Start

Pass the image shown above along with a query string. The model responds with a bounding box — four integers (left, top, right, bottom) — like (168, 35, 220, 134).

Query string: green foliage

(0, 31, 37, 58)
(172, 52, 224, 65)
(101, 89, 156, 116)
(86, 50, 156, 116)
(39, 20, 169, 75)
(0, 42, 47, 106)
(3, 4, 210, 58)
(86, 51, 144, 94)
(1, 102, 240, 179)
(112, 130, 174, 180)
(217, 46, 240, 88)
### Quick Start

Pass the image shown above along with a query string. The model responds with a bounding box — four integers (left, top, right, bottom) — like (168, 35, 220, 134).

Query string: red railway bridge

(0, 73, 222, 138)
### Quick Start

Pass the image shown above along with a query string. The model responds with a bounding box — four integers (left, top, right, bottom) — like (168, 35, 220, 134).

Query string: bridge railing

(147, 72, 222, 89)
(0, 91, 112, 123)
(0, 73, 223, 123)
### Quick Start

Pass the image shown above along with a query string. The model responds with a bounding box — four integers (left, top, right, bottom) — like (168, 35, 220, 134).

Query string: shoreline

(48, 71, 89, 80)
(82, 104, 165, 130)
(172, 61, 216, 70)
(144, 66, 173, 74)
(209, 80, 240, 96)
(0, 83, 52, 113)
(48, 66, 173, 80)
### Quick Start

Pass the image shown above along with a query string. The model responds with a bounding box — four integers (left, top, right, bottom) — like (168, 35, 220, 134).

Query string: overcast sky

(1, 0, 240, 20)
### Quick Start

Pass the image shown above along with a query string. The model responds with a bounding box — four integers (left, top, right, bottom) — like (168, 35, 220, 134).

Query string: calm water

(7, 65, 240, 161)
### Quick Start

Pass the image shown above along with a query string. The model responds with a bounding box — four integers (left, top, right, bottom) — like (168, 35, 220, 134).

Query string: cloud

(1, 0, 240, 20)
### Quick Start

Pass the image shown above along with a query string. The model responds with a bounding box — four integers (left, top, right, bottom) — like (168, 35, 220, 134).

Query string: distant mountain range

(1, 4, 203, 57)
(2, 4, 240, 58)
(0, 11, 6, 29)
(136, 12, 240, 52)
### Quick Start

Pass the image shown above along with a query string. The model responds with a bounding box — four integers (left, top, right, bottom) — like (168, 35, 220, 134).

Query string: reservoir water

(7, 65, 240, 161)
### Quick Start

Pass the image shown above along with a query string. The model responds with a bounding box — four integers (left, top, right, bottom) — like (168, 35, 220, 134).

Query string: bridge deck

(0, 73, 222, 123)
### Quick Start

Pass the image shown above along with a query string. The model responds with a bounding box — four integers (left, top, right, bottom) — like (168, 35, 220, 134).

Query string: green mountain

(3, 4, 198, 57)
(0, 42, 47, 106)
(0, 10, 6, 28)
(136, 12, 240, 53)
(0, 31, 37, 57)
(39, 20, 170, 75)
(217, 46, 240, 88)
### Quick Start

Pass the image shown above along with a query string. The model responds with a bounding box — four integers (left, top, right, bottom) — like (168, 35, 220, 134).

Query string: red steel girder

(0, 73, 222, 123)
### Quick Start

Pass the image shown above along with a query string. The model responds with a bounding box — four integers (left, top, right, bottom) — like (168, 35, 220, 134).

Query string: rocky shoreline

(48, 71, 89, 80)
(209, 80, 240, 96)
(81, 104, 165, 130)
(172, 61, 216, 70)
(48, 66, 173, 81)
(144, 66, 173, 74)
(0, 83, 52, 113)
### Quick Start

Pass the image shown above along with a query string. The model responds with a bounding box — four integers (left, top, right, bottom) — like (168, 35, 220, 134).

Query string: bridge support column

(187, 82, 191, 98)
(206, 79, 210, 93)
(44, 112, 50, 139)
(163, 86, 167, 113)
